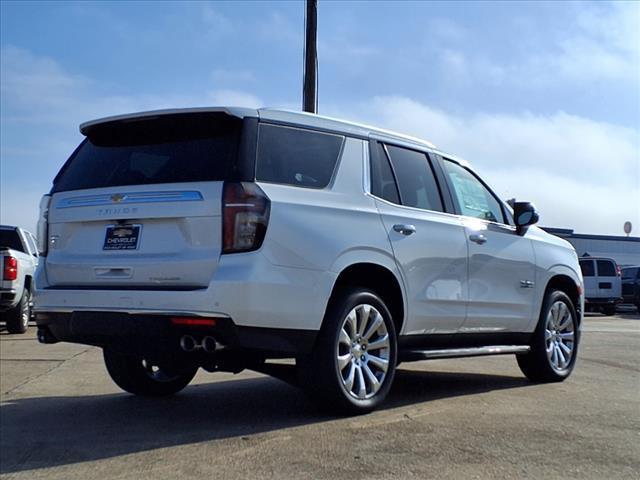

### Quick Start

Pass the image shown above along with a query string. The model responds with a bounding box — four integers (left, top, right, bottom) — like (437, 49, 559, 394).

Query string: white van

(578, 257, 622, 315)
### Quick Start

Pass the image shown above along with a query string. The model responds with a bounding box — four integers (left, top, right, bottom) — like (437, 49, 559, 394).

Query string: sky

(1, 0, 638, 235)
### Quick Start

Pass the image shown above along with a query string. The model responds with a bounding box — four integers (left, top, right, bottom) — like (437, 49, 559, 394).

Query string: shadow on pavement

(0, 368, 532, 474)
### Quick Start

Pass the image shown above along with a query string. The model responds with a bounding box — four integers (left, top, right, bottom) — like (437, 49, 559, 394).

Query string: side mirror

(513, 201, 539, 236)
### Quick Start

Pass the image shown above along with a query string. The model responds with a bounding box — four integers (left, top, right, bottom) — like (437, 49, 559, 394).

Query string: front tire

(4, 287, 31, 334)
(103, 348, 198, 396)
(517, 289, 579, 382)
(300, 288, 397, 415)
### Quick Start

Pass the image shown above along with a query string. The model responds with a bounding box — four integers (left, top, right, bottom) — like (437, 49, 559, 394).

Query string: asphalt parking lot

(1, 311, 639, 480)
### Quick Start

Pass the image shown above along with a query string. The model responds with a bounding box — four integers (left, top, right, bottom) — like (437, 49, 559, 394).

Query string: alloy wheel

(545, 301, 576, 372)
(336, 304, 390, 400)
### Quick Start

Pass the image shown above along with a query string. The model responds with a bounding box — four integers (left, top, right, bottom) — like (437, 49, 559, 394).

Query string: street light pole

(303, 0, 318, 113)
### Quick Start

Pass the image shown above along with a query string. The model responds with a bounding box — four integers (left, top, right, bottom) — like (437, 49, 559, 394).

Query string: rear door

(579, 259, 597, 298)
(370, 141, 468, 335)
(596, 259, 621, 299)
(45, 112, 246, 290)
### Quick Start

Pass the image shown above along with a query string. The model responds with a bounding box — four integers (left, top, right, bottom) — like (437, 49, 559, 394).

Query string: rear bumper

(34, 250, 336, 332)
(0, 289, 18, 310)
(35, 311, 317, 356)
(585, 297, 623, 305)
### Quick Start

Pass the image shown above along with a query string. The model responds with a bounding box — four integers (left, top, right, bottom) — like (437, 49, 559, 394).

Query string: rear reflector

(170, 317, 217, 327)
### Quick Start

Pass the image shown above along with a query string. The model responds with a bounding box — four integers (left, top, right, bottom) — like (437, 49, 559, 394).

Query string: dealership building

(542, 228, 640, 267)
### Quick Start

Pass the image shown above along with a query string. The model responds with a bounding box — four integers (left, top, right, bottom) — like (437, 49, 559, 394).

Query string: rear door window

(383, 145, 444, 212)
(579, 260, 595, 277)
(52, 113, 242, 193)
(256, 124, 344, 188)
(596, 260, 616, 277)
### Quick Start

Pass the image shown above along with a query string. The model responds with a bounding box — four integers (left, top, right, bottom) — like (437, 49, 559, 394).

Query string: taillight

(222, 182, 270, 254)
(616, 265, 622, 277)
(3, 256, 18, 281)
(37, 194, 51, 256)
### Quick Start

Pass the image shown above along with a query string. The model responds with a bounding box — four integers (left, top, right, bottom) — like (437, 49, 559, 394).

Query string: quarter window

(443, 160, 505, 223)
(384, 145, 444, 212)
(256, 124, 344, 188)
(370, 142, 400, 204)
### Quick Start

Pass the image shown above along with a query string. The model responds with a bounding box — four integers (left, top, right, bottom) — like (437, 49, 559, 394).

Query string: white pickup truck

(1, 225, 39, 333)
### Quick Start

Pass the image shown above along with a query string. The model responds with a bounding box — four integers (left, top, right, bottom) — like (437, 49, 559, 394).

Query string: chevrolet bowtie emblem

(111, 193, 126, 203)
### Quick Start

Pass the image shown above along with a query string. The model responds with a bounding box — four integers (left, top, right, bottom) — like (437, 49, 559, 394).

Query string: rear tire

(602, 305, 616, 316)
(5, 287, 31, 334)
(517, 289, 579, 382)
(299, 288, 397, 415)
(103, 348, 198, 396)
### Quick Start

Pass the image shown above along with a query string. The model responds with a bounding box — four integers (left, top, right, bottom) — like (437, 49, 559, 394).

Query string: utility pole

(303, 0, 318, 113)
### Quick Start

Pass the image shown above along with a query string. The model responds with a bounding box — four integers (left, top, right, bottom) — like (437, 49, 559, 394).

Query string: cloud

(0, 46, 264, 232)
(326, 96, 640, 234)
(1, 46, 637, 236)
(429, 2, 639, 88)
(211, 68, 257, 85)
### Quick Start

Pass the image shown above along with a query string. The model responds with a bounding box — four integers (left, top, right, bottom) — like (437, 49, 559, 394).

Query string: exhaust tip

(180, 335, 197, 352)
(202, 336, 217, 353)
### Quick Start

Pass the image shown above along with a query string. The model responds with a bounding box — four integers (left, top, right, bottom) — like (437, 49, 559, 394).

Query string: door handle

(469, 233, 487, 245)
(393, 224, 416, 236)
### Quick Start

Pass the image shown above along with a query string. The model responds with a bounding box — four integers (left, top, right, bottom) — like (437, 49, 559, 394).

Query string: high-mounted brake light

(170, 317, 217, 327)
(3, 256, 18, 281)
(222, 182, 270, 254)
(37, 194, 51, 256)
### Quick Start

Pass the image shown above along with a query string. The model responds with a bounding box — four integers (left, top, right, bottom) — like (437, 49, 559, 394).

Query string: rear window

(256, 124, 344, 188)
(597, 260, 616, 277)
(0, 229, 24, 252)
(52, 113, 242, 193)
(579, 260, 594, 277)
(622, 268, 639, 280)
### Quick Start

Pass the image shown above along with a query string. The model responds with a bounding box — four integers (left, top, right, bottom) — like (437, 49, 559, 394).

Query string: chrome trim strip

(402, 345, 530, 360)
(34, 307, 229, 318)
(56, 191, 204, 209)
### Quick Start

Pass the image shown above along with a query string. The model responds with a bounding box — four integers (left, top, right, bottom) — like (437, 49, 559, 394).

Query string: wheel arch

(544, 274, 582, 324)
(326, 262, 406, 335)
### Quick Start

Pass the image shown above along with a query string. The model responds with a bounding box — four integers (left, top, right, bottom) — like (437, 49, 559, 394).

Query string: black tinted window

(0, 229, 24, 252)
(622, 268, 638, 280)
(597, 260, 616, 276)
(256, 124, 344, 188)
(53, 113, 241, 193)
(385, 145, 443, 212)
(444, 160, 505, 223)
(579, 260, 594, 277)
(370, 142, 400, 204)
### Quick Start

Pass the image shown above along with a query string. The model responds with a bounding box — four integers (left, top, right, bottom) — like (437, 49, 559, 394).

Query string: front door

(442, 159, 536, 333)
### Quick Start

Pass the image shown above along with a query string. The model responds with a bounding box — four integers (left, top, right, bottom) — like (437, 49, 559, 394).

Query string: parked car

(1, 225, 38, 333)
(621, 265, 640, 311)
(34, 108, 584, 414)
(578, 257, 622, 315)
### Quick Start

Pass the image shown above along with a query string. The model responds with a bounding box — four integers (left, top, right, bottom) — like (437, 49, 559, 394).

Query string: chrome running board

(400, 345, 530, 362)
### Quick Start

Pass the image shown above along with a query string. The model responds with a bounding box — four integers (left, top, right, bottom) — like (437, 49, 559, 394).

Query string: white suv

(34, 107, 583, 413)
